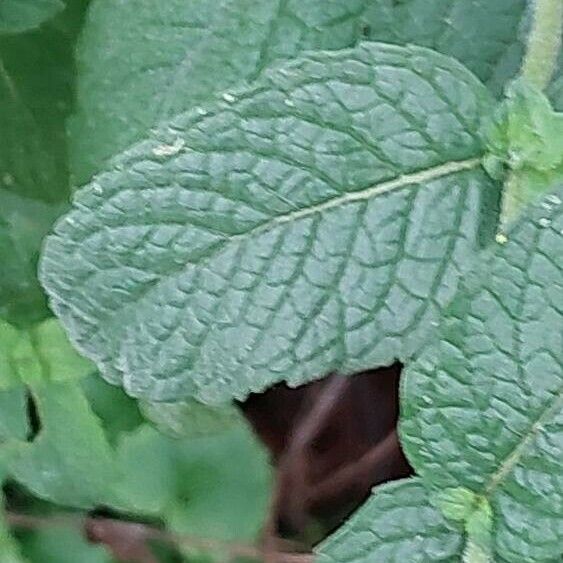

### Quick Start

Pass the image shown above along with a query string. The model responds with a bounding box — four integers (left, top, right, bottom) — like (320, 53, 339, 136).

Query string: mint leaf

(110, 423, 271, 543)
(362, 0, 528, 96)
(0, 388, 29, 442)
(0, 319, 94, 389)
(162, 425, 271, 544)
(41, 43, 495, 403)
(0, 0, 64, 34)
(70, 0, 378, 182)
(4, 382, 118, 508)
(20, 527, 112, 563)
(70, 0, 527, 182)
(316, 478, 463, 563)
(401, 185, 563, 562)
(0, 10, 79, 326)
(140, 400, 242, 438)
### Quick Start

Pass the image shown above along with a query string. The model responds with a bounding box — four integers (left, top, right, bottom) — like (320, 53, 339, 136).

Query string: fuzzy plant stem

(498, 0, 562, 236)
(521, 0, 562, 90)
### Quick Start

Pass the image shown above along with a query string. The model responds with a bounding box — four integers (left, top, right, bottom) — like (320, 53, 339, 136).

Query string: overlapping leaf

(41, 43, 496, 403)
(69, 0, 527, 182)
(0, 8, 78, 326)
(317, 478, 463, 563)
(0, 0, 64, 34)
(401, 185, 563, 562)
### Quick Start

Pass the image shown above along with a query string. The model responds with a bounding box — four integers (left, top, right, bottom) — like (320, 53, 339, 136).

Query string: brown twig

(263, 375, 350, 561)
(7, 512, 314, 563)
(307, 429, 408, 504)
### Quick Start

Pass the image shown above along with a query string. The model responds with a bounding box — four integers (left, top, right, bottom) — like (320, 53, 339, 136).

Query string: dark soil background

(239, 364, 413, 547)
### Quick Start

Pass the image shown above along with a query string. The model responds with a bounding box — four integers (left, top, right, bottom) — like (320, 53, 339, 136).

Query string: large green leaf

(401, 185, 563, 562)
(69, 0, 527, 182)
(0, 0, 64, 34)
(0, 5, 83, 326)
(316, 478, 463, 563)
(42, 43, 496, 403)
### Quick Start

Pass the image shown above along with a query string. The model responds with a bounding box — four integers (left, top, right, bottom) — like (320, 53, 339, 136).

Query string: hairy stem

(521, 0, 562, 90)
(498, 0, 562, 234)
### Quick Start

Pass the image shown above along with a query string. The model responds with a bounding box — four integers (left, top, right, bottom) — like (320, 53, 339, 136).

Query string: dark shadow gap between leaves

(238, 363, 413, 544)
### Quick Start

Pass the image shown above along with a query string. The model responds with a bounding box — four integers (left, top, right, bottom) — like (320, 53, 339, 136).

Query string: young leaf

(4, 382, 118, 508)
(69, 0, 528, 182)
(484, 80, 563, 227)
(0, 388, 29, 442)
(316, 478, 464, 563)
(0, 0, 64, 34)
(162, 426, 271, 544)
(41, 43, 496, 403)
(0, 319, 94, 389)
(110, 423, 271, 543)
(401, 185, 563, 562)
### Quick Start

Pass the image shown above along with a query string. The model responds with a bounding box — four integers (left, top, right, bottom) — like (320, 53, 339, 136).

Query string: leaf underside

(41, 42, 496, 403)
(401, 185, 563, 562)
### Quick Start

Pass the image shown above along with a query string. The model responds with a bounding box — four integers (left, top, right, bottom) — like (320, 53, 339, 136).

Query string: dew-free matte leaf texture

(4, 382, 118, 508)
(361, 0, 528, 97)
(70, 0, 376, 181)
(20, 527, 112, 563)
(0, 0, 64, 34)
(0, 14, 76, 326)
(41, 43, 496, 403)
(401, 186, 563, 562)
(70, 0, 527, 182)
(317, 478, 463, 563)
(140, 399, 242, 438)
(0, 496, 27, 563)
(0, 319, 94, 389)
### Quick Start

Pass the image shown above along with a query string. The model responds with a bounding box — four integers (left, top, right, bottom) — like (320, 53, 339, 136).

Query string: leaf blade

(41, 42, 496, 403)
(316, 478, 463, 563)
(70, 0, 528, 182)
(401, 185, 563, 562)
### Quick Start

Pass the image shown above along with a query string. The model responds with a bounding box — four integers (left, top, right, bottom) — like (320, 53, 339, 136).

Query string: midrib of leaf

(232, 157, 481, 241)
(484, 383, 563, 496)
(484, 222, 561, 496)
(77, 156, 482, 337)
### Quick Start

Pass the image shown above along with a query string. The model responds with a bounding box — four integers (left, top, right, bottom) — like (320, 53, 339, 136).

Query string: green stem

(498, 170, 522, 235)
(498, 0, 562, 234)
(521, 0, 563, 90)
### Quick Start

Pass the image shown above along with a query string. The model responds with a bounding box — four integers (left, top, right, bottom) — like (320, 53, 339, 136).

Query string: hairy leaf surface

(317, 478, 463, 563)
(70, 0, 527, 181)
(42, 43, 495, 403)
(401, 185, 563, 562)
